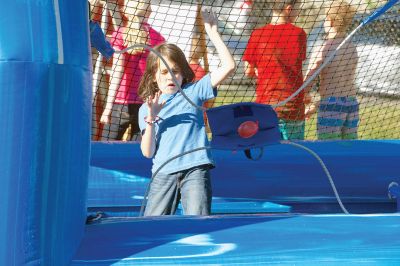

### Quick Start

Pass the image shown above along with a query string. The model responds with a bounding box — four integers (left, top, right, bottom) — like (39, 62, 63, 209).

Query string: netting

(89, 0, 400, 141)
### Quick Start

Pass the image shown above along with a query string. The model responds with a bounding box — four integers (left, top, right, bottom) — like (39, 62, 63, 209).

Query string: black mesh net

(89, 0, 400, 141)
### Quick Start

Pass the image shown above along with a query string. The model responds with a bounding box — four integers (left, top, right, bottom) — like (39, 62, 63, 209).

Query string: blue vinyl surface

(77, 140, 400, 264)
(89, 140, 400, 214)
(72, 214, 400, 265)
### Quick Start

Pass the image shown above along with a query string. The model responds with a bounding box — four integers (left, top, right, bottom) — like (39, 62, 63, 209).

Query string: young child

(243, 0, 307, 140)
(304, 0, 358, 140)
(100, 0, 165, 140)
(137, 8, 235, 216)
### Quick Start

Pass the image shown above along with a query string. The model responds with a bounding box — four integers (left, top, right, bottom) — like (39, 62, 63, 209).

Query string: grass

(214, 88, 400, 140)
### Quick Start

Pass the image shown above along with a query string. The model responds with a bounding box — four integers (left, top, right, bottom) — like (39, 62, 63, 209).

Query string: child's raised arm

(202, 7, 236, 87)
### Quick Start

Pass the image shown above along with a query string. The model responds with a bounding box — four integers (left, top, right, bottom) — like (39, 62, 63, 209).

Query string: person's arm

(140, 91, 165, 158)
(303, 48, 323, 94)
(303, 46, 324, 118)
(100, 52, 124, 124)
(104, 0, 124, 27)
(89, 0, 104, 22)
(201, 7, 236, 88)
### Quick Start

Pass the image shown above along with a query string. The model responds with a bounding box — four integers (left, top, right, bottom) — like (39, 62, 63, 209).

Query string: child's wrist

(144, 116, 159, 125)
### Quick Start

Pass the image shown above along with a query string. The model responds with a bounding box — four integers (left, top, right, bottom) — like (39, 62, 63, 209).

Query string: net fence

(89, 0, 400, 141)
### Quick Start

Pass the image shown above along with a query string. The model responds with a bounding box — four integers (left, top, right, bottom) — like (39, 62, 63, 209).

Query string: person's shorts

(317, 96, 359, 140)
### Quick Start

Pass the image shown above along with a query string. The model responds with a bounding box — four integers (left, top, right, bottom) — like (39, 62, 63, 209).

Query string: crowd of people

(89, 0, 360, 216)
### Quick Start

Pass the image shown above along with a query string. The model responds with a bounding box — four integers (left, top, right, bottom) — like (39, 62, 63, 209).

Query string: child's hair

(325, 0, 356, 35)
(271, 0, 300, 12)
(123, 0, 150, 54)
(138, 43, 195, 100)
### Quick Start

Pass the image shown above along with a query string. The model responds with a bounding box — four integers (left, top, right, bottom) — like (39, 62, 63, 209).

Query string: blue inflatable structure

(1, 1, 400, 265)
(0, 1, 90, 265)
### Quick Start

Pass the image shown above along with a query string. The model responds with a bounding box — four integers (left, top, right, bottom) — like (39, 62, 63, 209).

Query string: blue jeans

(144, 164, 212, 216)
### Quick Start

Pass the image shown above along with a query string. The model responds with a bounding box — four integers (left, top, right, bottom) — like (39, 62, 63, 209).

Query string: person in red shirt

(243, 0, 307, 140)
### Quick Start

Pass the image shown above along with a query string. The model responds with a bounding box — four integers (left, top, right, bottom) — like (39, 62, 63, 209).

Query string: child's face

(154, 57, 183, 95)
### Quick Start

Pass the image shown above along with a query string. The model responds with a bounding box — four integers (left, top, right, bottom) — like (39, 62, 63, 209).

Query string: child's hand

(146, 91, 165, 119)
(201, 7, 218, 33)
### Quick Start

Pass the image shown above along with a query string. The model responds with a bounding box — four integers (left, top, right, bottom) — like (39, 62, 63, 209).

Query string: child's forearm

(140, 123, 156, 158)
(104, 53, 124, 111)
(209, 30, 235, 69)
(100, 54, 124, 123)
(207, 30, 236, 87)
(304, 51, 323, 93)
(303, 74, 318, 94)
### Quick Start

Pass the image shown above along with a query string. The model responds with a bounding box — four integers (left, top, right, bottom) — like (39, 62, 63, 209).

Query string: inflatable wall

(0, 0, 91, 265)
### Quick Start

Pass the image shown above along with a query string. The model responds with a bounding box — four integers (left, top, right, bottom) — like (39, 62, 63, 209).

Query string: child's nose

(166, 72, 173, 79)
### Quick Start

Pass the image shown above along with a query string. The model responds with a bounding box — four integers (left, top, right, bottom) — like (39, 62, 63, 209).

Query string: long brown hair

(138, 43, 195, 100)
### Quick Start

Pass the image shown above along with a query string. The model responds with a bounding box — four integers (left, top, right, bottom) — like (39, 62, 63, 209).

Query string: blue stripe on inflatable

(0, 0, 91, 265)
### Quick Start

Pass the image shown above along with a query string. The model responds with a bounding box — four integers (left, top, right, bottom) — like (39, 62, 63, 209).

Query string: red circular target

(238, 121, 259, 138)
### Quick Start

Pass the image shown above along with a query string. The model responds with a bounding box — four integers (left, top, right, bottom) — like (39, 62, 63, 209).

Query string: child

(243, 0, 307, 140)
(100, 0, 165, 140)
(137, 8, 235, 216)
(304, 0, 358, 140)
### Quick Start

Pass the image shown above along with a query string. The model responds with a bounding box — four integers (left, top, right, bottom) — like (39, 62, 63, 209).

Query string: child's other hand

(146, 91, 165, 118)
(201, 7, 218, 33)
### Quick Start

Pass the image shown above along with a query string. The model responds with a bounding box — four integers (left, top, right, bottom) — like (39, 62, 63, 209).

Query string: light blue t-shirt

(139, 74, 216, 174)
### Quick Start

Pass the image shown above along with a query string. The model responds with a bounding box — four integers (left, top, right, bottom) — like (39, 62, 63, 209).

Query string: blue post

(0, 0, 91, 265)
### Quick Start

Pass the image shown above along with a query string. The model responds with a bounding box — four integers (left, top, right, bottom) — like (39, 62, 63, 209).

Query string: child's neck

(270, 12, 291, 25)
(326, 30, 344, 40)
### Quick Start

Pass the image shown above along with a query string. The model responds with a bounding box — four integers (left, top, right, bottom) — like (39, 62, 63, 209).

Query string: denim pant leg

(180, 165, 212, 216)
(144, 171, 180, 216)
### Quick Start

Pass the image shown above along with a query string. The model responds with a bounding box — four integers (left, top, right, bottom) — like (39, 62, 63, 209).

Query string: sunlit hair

(271, 0, 300, 12)
(138, 43, 195, 100)
(123, 0, 151, 54)
(325, 0, 357, 36)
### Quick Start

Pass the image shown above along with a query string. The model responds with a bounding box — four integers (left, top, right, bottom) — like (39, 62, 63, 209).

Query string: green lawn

(305, 96, 400, 140)
(214, 89, 400, 140)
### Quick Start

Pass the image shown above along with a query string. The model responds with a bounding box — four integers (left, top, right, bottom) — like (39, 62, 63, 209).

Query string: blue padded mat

(89, 140, 400, 214)
(72, 213, 400, 265)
